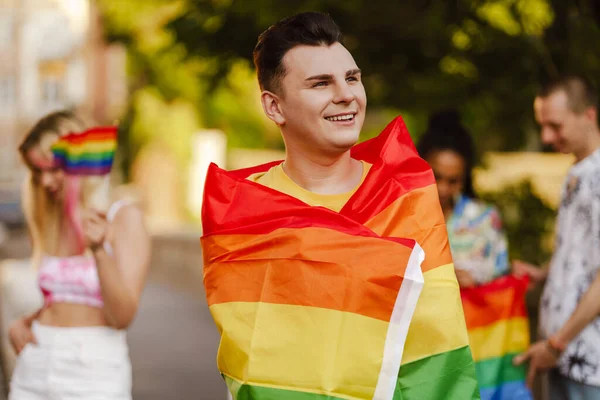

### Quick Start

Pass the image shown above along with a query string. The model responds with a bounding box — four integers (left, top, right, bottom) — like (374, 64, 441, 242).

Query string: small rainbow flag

(51, 126, 117, 175)
(201, 117, 480, 399)
(461, 275, 533, 400)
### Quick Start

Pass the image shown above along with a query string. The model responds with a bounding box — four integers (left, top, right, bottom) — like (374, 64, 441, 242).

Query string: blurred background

(0, 0, 599, 399)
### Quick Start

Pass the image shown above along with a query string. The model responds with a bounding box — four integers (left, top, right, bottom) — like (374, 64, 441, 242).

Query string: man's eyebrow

(305, 74, 333, 81)
(305, 69, 362, 81)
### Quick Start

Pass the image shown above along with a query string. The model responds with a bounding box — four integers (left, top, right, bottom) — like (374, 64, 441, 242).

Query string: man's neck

(574, 126, 600, 163)
(282, 150, 363, 195)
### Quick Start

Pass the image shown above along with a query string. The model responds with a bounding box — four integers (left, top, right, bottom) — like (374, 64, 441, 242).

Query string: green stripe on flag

(395, 345, 480, 400)
(223, 376, 345, 399)
(475, 353, 526, 389)
(223, 346, 480, 400)
(62, 151, 114, 162)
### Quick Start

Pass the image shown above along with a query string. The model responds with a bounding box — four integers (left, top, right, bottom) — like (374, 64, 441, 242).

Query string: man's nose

(540, 127, 555, 145)
(333, 81, 355, 104)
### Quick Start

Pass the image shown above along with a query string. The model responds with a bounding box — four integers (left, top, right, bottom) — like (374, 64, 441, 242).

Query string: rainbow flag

(51, 126, 117, 175)
(461, 275, 532, 400)
(201, 117, 479, 399)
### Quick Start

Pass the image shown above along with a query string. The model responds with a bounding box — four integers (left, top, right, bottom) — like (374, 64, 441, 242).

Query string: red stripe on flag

(61, 127, 117, 144)
(461, 275, 529, 330)
(203, 117, 435, 235)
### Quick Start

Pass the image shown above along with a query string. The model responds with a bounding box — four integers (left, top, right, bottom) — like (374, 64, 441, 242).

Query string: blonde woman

(7, 111, 150, 399)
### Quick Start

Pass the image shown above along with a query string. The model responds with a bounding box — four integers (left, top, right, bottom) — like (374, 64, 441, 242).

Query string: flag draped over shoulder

(201, 117, 480, 399)
(461, 276, 533, 400)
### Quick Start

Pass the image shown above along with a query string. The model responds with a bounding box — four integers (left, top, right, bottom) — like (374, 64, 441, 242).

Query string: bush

(480, 179, 556, 266)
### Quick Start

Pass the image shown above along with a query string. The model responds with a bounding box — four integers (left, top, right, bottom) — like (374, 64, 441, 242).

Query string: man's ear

(261, 90, 285, 126)
(584, 105, 598, 126)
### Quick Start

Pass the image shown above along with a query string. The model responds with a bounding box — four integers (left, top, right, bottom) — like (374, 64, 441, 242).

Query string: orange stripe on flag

(461, 275, 530, 330)
(364, 184, 452, 272)
(462, 289, 528, 330)
(203, 227, 416, 322)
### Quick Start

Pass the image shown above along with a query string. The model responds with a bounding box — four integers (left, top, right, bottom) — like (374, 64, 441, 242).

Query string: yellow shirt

(251, 161, 372, 212)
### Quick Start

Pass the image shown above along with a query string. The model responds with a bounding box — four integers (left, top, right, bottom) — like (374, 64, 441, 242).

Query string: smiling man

(514, 76, 600, 399)
(201, 12, 479, 400)
(252, 17, 367, 207)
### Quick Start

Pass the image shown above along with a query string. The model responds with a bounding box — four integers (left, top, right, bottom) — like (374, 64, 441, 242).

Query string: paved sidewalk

(129, 282, 227, 400)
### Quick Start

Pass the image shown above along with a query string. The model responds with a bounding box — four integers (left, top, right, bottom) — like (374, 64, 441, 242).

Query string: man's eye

(347, 76, 358, 82)
(313, 81, 328, 87)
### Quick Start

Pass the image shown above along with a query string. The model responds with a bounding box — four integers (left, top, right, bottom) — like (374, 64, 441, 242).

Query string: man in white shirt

(514, 75, 600, 399)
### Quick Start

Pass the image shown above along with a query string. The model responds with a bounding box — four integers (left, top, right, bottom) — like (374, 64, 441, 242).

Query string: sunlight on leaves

(476, 0, 521, 36)
(440, 55, 478, 78)
(452, 28, 472, 50)
(130, 88, 202, 167)
(516, 0, 554, 36)
(475, 0, 553, 37)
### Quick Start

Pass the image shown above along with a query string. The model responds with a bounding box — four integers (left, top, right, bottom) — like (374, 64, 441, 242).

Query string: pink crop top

(38, 200, 129, 308)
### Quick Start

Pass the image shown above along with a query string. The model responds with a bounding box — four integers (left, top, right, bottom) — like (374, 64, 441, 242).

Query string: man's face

(534, 90, 589, 155)
(272, 42, 367, 157)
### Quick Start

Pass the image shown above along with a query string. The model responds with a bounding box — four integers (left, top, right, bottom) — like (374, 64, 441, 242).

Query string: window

(39, 60, 66, 108)
(41, 76, 62, 105)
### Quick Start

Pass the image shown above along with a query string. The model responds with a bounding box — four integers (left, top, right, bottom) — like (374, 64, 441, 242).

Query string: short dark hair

(253, 12, 342, 93)
(538, 75, 598, 114)
(417, 109, 478, 199)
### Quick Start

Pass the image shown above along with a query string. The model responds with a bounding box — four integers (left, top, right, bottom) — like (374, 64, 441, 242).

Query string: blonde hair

(19, 110, 112, 263)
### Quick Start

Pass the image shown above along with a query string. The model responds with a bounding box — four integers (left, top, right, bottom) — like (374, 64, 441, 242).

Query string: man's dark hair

(538, 75, 598, 114)
(253, 12, 342, 93)
(417, 109, 478, 199)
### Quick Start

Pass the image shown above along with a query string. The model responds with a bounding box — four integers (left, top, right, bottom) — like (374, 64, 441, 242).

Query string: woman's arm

(85, 205, 151, 329)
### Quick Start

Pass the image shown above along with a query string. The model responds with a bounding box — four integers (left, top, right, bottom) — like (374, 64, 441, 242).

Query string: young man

(201, 12, 479, 399)
(514, 76, 600, 399)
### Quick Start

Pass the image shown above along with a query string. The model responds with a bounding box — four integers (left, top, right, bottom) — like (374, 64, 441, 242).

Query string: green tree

(98, 0, 600, 179)
(97, 0, 280, 180)
(165, 0, 599, 151)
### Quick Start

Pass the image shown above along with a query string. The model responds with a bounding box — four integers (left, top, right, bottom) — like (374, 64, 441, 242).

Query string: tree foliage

(97, 0, 280, 180)
(165, 0, 600, 150)
(480, 179, 555, 265)
(98, 0, 600, 173)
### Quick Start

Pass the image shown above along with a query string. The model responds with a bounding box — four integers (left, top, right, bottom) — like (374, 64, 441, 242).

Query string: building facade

(0, 0, 126, 222)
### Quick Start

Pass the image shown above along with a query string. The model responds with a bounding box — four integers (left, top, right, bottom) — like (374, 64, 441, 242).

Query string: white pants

(9, 322, 132, 400)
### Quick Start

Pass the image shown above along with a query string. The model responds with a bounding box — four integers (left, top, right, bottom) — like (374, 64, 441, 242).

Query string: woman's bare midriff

(37, 303, 108, 327)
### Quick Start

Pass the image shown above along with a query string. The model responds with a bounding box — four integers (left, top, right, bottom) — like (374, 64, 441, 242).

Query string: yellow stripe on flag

(468, 317, 529, 362)
(210, 301, 388, 399)
(402, 263, 470, 365)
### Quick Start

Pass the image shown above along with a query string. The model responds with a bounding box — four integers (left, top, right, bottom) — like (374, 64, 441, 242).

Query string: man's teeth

(325, 114, 354, 121)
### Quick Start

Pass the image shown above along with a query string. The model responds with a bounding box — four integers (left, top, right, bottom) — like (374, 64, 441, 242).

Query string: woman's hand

(8, 318, 36, 355)
(82, 209, 109, 251)
(512, 260, 548, 287)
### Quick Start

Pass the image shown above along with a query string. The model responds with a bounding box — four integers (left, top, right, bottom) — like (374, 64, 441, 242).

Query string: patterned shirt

(447, 195, 510, 285)
(539, 148, 600, 386)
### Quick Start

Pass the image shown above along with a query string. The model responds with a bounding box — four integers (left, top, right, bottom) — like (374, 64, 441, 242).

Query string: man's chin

(332, 131, 360, 149)
(332, 139, 359, 153)
(553, 144, 570, 154)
